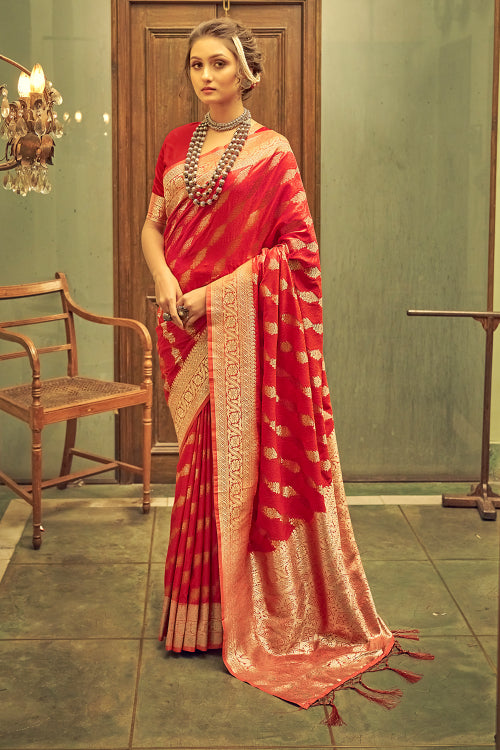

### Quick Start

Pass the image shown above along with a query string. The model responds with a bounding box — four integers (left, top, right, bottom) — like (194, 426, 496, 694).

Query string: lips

(202, 87, 215, 93)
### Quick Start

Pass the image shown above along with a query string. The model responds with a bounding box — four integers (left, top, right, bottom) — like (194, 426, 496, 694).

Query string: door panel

(112, 0, 320, 481)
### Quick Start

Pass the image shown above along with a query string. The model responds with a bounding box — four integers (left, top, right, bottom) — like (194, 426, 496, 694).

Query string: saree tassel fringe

(351, 682, 403, 710)
(384, 666, 424, 683)
(319, 695, 346, 727)
(391, 628, 421, 641)
(391, 634, 435, 661)
(318, 630, 434, 726)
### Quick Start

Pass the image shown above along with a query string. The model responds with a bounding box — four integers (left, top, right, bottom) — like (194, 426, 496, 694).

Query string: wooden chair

(0, 271, 152, 549)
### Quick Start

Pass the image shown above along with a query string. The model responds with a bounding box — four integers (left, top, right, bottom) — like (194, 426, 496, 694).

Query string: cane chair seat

(0, 272, 153, 550)
(0, 376, 144, 419)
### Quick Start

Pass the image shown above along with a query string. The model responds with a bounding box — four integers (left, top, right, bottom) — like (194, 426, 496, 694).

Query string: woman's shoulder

(250, 125, 297, 168)
(252, 124, 291, 150)
(162, 122, 198, 149)
(158, 122, 198, 166)
(165, 122, 198, 140)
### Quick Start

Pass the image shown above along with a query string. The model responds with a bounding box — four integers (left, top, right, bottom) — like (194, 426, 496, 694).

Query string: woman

(141, 17, 430, 724)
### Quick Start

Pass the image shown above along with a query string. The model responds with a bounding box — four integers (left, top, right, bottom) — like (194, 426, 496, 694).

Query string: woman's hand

(177, 286, 208, 328)
(155, 270, 184, 329)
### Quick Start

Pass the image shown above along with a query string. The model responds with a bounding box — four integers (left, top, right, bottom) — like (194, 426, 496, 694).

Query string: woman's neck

(208, 101, 245, 125)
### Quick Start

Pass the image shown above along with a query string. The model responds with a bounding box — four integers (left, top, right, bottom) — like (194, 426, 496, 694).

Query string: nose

(201, 65, 212, 82)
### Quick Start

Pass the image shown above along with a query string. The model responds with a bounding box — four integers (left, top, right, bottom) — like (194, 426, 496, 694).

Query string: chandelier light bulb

(29, 63, 45, 94)
(17, 72, 30, 99)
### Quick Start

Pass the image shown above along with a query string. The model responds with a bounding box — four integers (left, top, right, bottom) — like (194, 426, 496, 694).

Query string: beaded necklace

(184, 109, 251, 207)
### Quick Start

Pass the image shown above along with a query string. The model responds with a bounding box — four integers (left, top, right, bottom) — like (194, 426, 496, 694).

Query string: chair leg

(142, 401, 152, 514)
(58, 418, 77, 489)
(32, 427, 42, 550)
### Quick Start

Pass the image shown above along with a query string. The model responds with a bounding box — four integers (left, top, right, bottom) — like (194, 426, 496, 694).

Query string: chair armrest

(0, 328, 40, 376)
(64, 299, 152, 352)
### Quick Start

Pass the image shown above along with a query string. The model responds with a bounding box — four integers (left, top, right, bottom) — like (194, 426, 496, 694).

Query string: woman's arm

(177, 285, 207, 327)
(141, 218, 184, 329)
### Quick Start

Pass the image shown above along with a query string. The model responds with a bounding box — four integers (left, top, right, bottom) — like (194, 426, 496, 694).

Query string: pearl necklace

(183, 110, 251, 207)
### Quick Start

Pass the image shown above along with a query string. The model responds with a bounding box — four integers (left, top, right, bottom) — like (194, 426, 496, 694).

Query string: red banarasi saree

(147, 123, 431, 721)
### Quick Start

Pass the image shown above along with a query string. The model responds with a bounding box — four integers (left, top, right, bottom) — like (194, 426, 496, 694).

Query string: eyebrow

(190, 52, 231, 61)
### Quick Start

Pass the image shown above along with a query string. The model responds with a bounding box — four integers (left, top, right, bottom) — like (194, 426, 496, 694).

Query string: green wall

(1, 0, 499, 484)
(0, 0, 113, 480)
(321, 0, 492, 480)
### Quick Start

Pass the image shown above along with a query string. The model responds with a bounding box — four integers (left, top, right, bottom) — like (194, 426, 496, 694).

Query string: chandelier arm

(0, 54, 30, 76)
(0, 159, 19, 172)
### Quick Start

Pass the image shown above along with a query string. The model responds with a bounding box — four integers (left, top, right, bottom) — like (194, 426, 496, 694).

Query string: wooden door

(112, 0, 321, 481)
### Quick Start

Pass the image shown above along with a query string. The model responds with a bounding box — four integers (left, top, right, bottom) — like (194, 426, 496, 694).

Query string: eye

(190, 61, 202, 69)
(214, 60, 227, 68)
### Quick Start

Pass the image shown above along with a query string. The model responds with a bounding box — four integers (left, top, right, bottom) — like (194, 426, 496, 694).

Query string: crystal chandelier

(0, 54, 63, 196)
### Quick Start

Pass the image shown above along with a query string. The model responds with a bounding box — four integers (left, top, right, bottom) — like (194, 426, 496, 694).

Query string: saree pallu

(150, 124, 426, 710)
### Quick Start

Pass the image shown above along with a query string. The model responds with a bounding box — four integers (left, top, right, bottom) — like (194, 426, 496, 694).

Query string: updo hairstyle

(185, 18, 263, 99)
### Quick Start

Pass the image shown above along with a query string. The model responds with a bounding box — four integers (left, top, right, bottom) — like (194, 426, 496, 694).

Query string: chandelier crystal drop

(0, 58, 64, 196)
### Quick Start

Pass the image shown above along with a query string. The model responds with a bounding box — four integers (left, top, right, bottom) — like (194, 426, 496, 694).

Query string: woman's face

(189, 36, 242, 108)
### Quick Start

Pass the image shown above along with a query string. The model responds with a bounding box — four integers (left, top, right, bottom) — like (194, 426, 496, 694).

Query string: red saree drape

(148, 123, 426, 711)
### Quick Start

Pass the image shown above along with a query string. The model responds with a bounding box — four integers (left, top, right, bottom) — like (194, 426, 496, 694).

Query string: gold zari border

(168, 329, 209, 446)
(146, 193, 166, 226)
(160, 598, 223, 651)
(209, 260, 260, 652)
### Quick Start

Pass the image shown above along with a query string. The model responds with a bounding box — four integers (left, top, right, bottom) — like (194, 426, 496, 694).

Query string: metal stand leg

(441, 320, 500, 519)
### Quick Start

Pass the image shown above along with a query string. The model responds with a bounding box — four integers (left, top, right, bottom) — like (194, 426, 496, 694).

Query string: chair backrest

(0, 272, 79, 377)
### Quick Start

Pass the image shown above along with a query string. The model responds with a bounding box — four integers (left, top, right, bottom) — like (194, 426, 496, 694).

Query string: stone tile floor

(0, 483, 498, 750)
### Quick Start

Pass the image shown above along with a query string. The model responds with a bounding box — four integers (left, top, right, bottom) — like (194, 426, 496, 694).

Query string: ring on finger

(177, 306, 189, 320)
(162, 311, 172, 322)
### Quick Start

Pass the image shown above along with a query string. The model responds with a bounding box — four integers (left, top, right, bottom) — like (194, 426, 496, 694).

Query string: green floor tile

(327, 636, 495, 747)
(133, 640, 332, 747)
(349, 506, 426, 560)
(0, 639, 138, 749)
(0, 495, 12, 522)
(1, 487, 499, 750)
(478, 635, 497, 674)
(402, 505, 500, 560)
(344, 482, 473, 496)
(12, 505, 153, 564)
(434, 559, 498, 636)
(151, 507, 172, 563)
(364, 559, 470, 635)
(0, 563, 148, 639)
(148, 509, 173, 641)
(144, 563, 165, 639)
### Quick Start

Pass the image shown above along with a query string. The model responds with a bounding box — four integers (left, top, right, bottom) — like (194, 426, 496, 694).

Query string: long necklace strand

(184, 109, 251, 207)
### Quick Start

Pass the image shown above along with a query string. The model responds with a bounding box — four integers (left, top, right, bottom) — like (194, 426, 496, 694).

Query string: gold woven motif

(168, 330, 210, 447)
(146, 193, 166, 226)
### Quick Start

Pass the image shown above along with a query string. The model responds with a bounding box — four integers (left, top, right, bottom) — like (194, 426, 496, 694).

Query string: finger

(184, 309, 204, 328)
(160, 301, 183, 328)
(185, 308, 197, 323)
(171, 309, 184, 329)
(158, 302, 171, 321)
